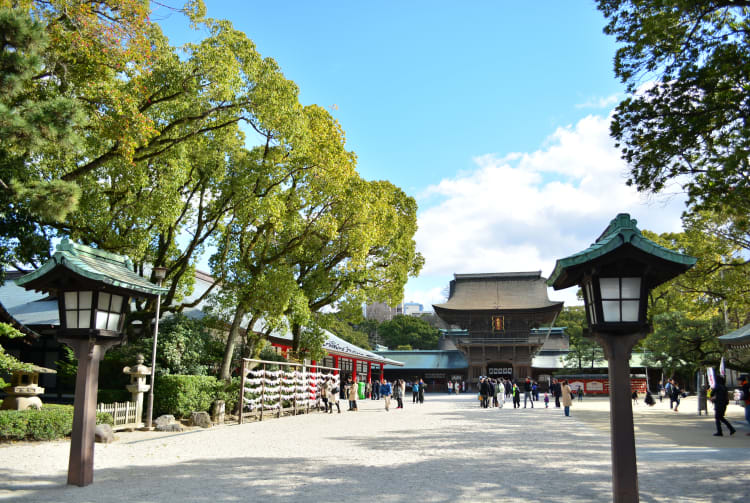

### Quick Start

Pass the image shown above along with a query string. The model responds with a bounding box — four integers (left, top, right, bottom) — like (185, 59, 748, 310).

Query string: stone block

(191, 411, 212, 428)
(154, 414, 176, 427)
(211, 400, 225, 425)
(95, 424, 115, 443)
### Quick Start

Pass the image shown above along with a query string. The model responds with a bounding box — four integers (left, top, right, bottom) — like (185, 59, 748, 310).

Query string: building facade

(432, 271, 563, 387)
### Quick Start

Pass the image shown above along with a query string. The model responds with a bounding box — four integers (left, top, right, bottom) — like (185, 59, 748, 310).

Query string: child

(543, 392, 549, 408)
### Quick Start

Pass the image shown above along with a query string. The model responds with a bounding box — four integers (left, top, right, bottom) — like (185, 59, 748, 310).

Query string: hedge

(0, 404, 113, 441)
(153, 375, 239, 419)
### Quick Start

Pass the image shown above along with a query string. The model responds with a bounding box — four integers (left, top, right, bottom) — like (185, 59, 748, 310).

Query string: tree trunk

(291, 322, 302, 355)
(219, 305, 246, 380)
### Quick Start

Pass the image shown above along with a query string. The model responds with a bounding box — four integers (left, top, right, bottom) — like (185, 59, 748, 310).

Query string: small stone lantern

(123, 354, 151, 429)
(1, 365, 57, 410)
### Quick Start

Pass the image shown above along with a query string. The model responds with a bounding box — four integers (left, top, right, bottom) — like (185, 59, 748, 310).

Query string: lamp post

(145, 266, 167, 430)
(15, 240, 166, 486)
(548, 214, 696, 503)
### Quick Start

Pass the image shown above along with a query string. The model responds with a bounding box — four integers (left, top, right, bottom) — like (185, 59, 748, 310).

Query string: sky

(155, 1, 688, 311)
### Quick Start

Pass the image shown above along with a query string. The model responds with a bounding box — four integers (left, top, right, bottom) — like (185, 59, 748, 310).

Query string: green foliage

(643, 311, 725, 380)
(0, 322, 33, 388)
(598, 1, 750, 215)
(317, 313, 371, 350)
(97, 388, 130, 403)
(153, 374, 222, 418)
(556, 307, 603, 370)
(378, 315, 439, 350)
(0, 404, 112, 441)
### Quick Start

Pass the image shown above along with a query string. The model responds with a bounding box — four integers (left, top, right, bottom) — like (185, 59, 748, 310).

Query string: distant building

(364, 302, 399, 322)
(402, 302, 423, 315)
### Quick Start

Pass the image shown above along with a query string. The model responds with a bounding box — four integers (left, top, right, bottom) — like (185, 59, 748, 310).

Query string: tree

(0, 323, 32, 388)
(642, 311, 725, 381)
(557, 306, 603, 370)
(378, 315, 439, 350)
(598, 1, 750, 215)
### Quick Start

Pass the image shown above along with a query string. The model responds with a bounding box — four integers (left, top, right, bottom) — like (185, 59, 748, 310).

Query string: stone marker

(212, 400, 225, 425)
(95, 424, 115, 443)
(156, 423, 184, 432)
(191, 411, 212, 428)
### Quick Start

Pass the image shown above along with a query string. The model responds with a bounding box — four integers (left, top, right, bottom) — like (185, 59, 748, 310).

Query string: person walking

(372, 378, 380, 400)
(552, 378, 562, 408)
(447, 381, 453, 394)
(561, 380, 573, 417)
(711, 375, 736, 436)
(670, 380, 681, 412)
(365, 380, 372, 400)
(380, 379, 392, 411)
(741, 375, 750, 435)
(346, 377, 358, 411)
(544, 392, 549, 408)
(631, 389, 639, 405)
(393, 378, 404, 409)
(512, 382, 521, 409)
(480, 377, 491, 408)
(577, 386, 584, 402)
(325, 377, 341, 414)
(418, 379, 425, 403)
(412, 379, 419, 403)
(523, 378, 534, 408)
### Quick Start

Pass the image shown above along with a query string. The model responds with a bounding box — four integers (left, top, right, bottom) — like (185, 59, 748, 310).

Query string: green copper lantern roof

(548, 213, 697, 290)
(15, 239, 168, 298)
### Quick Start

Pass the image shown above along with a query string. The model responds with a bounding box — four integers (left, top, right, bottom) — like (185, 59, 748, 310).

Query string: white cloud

(405, 113, 686, 310)
(575, 94, 621, 109)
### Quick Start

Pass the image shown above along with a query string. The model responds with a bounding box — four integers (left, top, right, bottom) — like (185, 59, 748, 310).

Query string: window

(64, 291, 93, 329)
(599, 277, 640, 322)
(95, 292, 124, 331)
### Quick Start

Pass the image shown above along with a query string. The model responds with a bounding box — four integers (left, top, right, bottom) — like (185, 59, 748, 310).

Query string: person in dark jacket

(711, 375, 736, 436)
(418, 379, 426, 403)
(512, 383, 521, 408)
(479, 378, 491, 408)
(523, 378, 534, 408)
(552, 378, 562, 408)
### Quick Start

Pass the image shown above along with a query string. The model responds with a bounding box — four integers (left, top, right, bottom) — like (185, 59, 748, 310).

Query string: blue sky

(156, 2, 688, 310)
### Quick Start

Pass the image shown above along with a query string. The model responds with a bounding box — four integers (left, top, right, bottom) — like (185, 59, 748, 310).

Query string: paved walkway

(1, 394, 748, 502)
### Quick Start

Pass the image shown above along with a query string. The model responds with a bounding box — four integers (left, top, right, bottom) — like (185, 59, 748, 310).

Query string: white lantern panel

(64, 291, 78, 309)
(95, 311, 108, 329)
(599, 278, 620, 299)
(79, 291, 93, 309)
(110, 294, 123, 313)
(78, 310, 91, 329)
(107, 313, 120, 331)
(602, 301, 620, 322)
(621, 300, 640, 322)
(621, 278, 641, 299)
(98, 292, 111, 311)
(66, 310, 78, 328)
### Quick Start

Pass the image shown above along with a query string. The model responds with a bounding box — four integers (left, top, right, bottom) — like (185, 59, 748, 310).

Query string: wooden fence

(97, 401, 139, 431)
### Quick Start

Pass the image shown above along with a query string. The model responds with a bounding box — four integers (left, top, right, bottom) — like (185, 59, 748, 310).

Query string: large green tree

(598, 1, 750, 215)
(378, 315, 439, 350)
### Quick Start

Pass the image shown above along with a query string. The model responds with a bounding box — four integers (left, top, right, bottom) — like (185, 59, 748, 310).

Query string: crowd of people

(324, 376, 429, 412)
(474, 376, 575, 416)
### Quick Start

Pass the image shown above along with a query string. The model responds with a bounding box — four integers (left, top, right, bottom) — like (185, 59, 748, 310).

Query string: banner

(707, 367, 716, 389)
(719, 357, 726, 377)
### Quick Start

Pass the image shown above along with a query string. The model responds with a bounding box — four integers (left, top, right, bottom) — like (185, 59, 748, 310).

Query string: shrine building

(432, 271, 563, 387)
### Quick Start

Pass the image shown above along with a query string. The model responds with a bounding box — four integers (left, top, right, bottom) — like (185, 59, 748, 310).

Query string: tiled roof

(433, 270, 563, 311)
(16, 239, 167, 297)
(375, 350, 468, 369)
(548, 213, 697, 290)
(719, 324, 750, 345)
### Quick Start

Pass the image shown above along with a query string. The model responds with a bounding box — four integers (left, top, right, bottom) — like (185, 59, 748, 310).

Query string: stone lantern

(123, 354, 151, 429)
(548, 214, 696, 503)
(15, 239, 166, 487)
(1, 364, 56, 410)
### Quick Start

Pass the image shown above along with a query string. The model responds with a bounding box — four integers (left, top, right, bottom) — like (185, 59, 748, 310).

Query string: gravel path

(1, 394, 748, 502)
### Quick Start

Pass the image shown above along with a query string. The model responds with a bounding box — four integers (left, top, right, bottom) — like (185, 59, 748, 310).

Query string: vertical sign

(492, 315, 504, 331)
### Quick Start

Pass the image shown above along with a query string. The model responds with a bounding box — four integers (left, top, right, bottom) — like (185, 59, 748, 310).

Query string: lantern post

(15, 240, 166, 486)
(548, 214, 696, 503)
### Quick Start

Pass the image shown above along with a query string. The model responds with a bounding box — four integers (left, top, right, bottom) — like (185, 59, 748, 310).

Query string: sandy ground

(1, 394, 748, 503)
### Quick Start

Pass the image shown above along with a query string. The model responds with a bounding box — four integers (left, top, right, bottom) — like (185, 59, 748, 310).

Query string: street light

(145, 266, 167, 430)
(15, 239, 166, 486)
(548, 214, 696, 503)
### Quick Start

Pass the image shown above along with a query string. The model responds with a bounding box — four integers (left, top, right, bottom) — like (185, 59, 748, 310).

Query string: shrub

(153, 374, 219, 418)
(0, 404, 112, 441)
(97, 388, 130, 403)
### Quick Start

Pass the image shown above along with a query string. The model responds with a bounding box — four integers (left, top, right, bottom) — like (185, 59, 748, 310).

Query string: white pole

(144, 281, 163, 429)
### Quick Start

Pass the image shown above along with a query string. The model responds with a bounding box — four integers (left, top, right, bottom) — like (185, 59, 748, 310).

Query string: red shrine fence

(238, 358, 339, 423)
